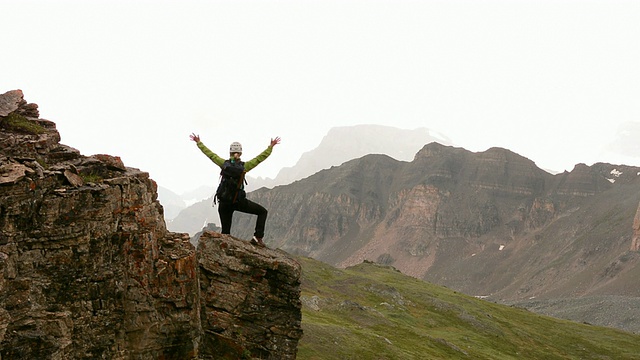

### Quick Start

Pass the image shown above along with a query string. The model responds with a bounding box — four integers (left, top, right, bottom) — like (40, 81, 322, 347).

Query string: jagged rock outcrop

(0, 90, 39, 119)
(0, 90, 302, 359)
(1, 90, 199, 359)
(198, 231, 302, 360)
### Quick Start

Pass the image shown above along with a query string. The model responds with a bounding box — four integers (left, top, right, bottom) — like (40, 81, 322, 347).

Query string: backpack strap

(231, 170, 245, 203)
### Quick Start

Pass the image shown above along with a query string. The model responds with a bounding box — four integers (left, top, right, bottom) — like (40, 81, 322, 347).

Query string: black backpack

(214, 160, 246, 204)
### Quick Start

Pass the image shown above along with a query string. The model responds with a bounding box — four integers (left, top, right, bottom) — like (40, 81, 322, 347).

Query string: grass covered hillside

(297, 257, 640, 360)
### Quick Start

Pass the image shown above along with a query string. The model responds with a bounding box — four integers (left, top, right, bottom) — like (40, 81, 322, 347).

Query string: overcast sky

(3, 0, 639, 194)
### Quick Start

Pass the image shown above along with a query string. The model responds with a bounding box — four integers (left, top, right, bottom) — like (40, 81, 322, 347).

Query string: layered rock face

(0, 90, 301, 359)
(1, 90, 199, 359)
(198, 231, 302, 360)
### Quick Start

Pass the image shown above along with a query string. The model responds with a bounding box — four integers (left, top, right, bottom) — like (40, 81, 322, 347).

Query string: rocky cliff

(0, 90, 301, 359)
(197, 231, 302, 359)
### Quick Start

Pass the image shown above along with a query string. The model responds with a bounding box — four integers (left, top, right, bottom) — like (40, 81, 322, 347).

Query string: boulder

(198, 231, 303, 360)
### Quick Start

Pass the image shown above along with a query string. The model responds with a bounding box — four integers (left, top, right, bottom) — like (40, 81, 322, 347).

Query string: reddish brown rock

(198, 231, 302, 360)
(0, 90, 302, 359)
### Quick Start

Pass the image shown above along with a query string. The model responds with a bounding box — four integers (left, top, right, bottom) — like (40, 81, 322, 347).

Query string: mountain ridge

(228, 141, 640, 331)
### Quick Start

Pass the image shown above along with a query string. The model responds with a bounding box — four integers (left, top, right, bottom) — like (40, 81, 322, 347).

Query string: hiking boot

(251, 236, 266, 248)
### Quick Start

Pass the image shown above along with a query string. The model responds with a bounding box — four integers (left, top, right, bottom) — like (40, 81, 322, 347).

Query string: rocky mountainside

(0, 90, 302, 359)
(231, 142, 640, 307)
(167, 124, 451, 235)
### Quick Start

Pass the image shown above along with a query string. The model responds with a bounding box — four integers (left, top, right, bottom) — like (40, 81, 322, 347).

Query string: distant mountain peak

(414, 142, 464, 160)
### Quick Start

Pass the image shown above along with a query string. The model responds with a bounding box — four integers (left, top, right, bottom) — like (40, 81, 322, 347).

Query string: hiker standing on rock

(190, 133, 281, 247)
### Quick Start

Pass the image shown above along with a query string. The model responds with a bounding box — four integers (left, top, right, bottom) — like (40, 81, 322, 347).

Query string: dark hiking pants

(218, 198, 268, 238)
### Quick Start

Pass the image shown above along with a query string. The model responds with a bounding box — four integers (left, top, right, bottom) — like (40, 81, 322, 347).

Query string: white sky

(2, 0, 639, 194)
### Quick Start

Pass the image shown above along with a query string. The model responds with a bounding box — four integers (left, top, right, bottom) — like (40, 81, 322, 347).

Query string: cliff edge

(0, 90, 302, 359)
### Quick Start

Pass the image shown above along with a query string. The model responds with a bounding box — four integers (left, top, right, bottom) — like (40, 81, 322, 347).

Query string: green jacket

(196, 141, 273, 172)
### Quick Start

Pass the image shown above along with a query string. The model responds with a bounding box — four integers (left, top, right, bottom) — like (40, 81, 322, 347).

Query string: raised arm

(190, 133, 225, 167)
(244, 137, 281, 172)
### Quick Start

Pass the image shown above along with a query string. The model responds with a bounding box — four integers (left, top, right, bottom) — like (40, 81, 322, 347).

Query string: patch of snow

(607, 178, 616, 183)
(610, 169, 623, 177)
(475, 295, 489, 299)
(499, 245, 505, 251)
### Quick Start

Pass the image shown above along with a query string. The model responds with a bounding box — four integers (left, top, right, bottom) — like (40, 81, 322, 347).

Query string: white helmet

(229, 142, 242, 153)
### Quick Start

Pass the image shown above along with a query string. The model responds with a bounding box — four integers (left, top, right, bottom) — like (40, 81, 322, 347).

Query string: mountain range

(227, 142, 640, 333)
(160, 123, 640, 332)
(159, 120, 640, 334)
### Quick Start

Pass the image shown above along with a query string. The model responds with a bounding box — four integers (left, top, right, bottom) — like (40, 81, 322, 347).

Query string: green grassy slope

(297, 257, 640, 360)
